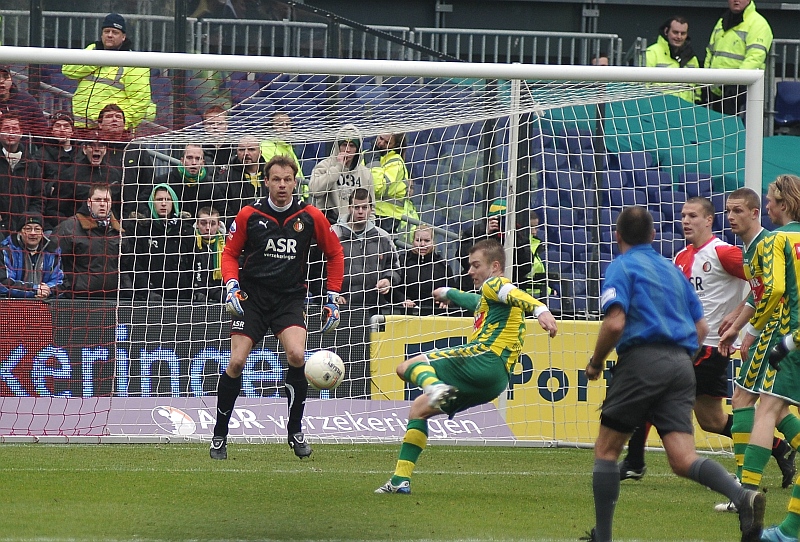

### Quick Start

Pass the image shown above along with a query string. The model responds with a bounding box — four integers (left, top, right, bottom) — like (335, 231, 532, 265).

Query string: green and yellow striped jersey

(446, 276, 546, 372)
(749, 222, 800, 334)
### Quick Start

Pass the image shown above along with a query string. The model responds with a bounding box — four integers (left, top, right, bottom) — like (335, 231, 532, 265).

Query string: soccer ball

(304, 350, 345, 391)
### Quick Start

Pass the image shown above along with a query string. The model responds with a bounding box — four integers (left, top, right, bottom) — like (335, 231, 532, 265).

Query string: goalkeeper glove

(321, 291, 340, 334)
(224, 279, 248, 317)
(769, 335, 795, 371)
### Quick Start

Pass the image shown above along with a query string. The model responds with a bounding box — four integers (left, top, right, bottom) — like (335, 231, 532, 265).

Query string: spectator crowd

(0, 1, 773, 311)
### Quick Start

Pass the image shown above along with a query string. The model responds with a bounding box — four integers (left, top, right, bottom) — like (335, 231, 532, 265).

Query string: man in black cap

(0, 212, 62, 299)
(61, 14, 153, 130)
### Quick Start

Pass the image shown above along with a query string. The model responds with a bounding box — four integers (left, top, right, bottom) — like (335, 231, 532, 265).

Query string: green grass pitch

(0, 443, 790, 541)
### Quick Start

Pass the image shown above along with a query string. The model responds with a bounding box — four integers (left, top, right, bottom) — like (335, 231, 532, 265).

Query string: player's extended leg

(278, 325, 312, 459)
(374, 394, 442, 495)
(210, 334, 252, 460)
(396, 355, 456, 409)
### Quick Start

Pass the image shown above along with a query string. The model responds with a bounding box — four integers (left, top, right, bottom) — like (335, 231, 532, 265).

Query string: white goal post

(0, 45, 764, 450)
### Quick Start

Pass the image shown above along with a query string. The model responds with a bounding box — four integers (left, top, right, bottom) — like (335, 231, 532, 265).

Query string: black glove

(769, 336, 792, 371)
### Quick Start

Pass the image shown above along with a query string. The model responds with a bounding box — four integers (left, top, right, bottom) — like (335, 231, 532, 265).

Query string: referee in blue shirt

(583, 206, 765, 542)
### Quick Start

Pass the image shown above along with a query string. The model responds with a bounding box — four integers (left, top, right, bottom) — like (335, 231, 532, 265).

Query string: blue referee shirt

(600, 244, 703, 355)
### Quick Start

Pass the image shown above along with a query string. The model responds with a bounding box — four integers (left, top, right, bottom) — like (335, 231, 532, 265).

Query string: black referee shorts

(600, 344, 695, 436)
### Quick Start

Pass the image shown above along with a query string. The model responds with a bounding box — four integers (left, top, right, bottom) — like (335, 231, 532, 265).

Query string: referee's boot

(288, 432, 312, 459)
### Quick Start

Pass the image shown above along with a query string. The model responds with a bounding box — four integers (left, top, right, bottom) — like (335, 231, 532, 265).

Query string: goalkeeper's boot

(738, 488, 766, 542)
(618, 458, 646, 481)
(374, 479, 411, 494)
(426, 383, 457, 410)
(776, 449, 797, 489)
(760, 525, 796, 542)
(209, 436, 227, 460)
(288, 432, 312, 459)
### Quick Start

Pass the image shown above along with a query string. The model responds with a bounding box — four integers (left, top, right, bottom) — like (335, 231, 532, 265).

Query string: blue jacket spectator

(0, 213, 62, 298)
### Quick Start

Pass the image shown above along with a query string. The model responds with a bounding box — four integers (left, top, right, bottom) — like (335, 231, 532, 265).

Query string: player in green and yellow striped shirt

(374, 239, 558, 494)
(739, 175, 800, 542)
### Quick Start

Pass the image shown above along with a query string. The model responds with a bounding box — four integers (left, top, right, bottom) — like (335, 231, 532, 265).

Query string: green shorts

(764, 350, 800, 404)
(736, 317, 782, 394)
(426, 344, 510, 415)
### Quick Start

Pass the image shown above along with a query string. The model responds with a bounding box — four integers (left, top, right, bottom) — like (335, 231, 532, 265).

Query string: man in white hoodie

(309, 125, 374, 224)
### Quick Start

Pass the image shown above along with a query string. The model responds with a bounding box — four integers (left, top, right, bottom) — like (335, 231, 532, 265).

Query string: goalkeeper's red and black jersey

(221, 197, 344, 295)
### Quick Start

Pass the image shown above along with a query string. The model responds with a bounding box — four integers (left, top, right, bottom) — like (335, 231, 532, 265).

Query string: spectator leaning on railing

(62, 13, 154, 131)
(0, 213, 62, 299)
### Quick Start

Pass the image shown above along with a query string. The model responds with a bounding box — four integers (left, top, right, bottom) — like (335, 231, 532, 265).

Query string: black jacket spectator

(124, 184, 194, 302)
(0, 147, 44, 235)
(52, 156, 122, 222)
(54, 202, 128, 299)
(217, 156, 267, 221)
(397, 248, 456, 315)
(157, 167, 224, 219)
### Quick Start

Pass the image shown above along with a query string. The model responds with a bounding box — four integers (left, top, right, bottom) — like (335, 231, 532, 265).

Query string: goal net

(0, 47, 763, 451)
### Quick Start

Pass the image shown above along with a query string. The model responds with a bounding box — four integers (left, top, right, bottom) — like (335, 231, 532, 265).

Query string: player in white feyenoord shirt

(619, 197, 748, 480)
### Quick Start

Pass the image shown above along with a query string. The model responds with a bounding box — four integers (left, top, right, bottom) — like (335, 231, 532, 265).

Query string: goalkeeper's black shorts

(230, 284, 307, 344)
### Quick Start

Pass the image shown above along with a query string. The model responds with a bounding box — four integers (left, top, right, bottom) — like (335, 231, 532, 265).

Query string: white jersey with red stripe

(674, 237, 748, 346)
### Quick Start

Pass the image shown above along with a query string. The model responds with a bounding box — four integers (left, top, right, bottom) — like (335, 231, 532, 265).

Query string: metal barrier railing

(766, 38, 800, 135)
(338, 25, 416, 60)
(0, 10, 190, 52)
(629, 37, 648, 67)
(194, 18, 328, 57)
(410, 27, 623, 66)
(6, 9, 794, 136)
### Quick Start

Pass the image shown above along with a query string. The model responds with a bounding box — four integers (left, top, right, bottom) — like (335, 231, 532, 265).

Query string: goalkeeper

(209, 155, 344, 461)
(374, 239, 558, 494)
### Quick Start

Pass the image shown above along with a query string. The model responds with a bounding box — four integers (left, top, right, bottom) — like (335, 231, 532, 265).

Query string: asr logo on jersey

(263, 238, 297, 259)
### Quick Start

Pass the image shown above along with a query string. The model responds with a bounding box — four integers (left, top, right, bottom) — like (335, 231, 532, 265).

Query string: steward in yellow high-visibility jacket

(260, 111, 307, 200)
(704, 0, 772, 112)
(645, 17, 700, 104)
(62, 13, 153, 131)
(371, 132, 418, 242)
(261, 140, 307, 199)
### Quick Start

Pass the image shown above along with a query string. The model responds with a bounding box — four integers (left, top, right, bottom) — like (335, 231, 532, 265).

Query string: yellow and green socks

(741, 444, 772, 489)
(404, 361, 444, 393)
(390, 418, 428, 486)
(731, 406, 755, 481)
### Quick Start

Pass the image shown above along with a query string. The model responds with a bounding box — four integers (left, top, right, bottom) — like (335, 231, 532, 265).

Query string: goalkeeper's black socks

(213, 372, 242, 438)
(285, 364, 308, 435)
